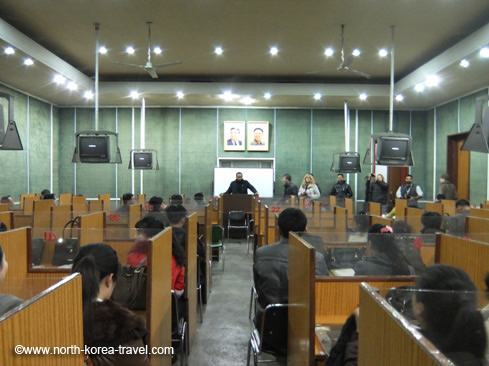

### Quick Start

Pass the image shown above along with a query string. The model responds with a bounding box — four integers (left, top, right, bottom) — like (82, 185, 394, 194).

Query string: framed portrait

(247, 121, 269, 151)
(223, 121, 245, 151)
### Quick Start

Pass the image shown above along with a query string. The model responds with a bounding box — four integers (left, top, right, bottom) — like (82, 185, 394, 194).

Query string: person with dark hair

(115, 193, 135, 214)
(0, 222, 7, 232)
(435, 193, 446, 203)
(145, 196, 170, 226)
(413, 264, 487, 365)
(224, 172, 258, 195)
(396, 174, 423, 208)
(169, 194, 184, 206)
(282, 174, 298, 201)
(446, 199, 471, 237)
(40, 189, 51, 200)
(253, 208, 328, 329)
(0, 245, 23, 316)
(420, 211, 445, 234)
(43, 193, 56, 200)
(438, 174, 458, 200)
(0, 196, 14, 210)
(366, 173, 389, 214)
(72, 243, 150, 365)
(128, 216, 185, 296)
(483, 273, 489, 361)
(330, 173, 353, 207)
(193, 192, 206, 208)
(353, 224, 411, 276)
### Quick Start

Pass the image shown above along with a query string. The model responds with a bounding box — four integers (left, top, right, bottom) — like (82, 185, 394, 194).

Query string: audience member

(40, 189, 51, 200)
(0, 196, 14, 210)
(438, 174, 458, 200)
(446, 199, 470, 237)
(435, 194, 446, 203)
(298, 174, 320, 202)
(353, 224, 411, 276)
(0, 245, 23, 316)
(330, 173, 353, 208)
(366, 173, 389, 214)
(115, 193, 136, 214)
(282, 174, 298, 202)
(194, 192, 206, 208)
(0, 222, 7, 232)
(420, 211, 445, 234)
(145, 196, 169, 226)
(72, 243, 150, 365)
(43, 193, 56, 200)
(170, 194, 184, 206)
(224, 172, 258, 195)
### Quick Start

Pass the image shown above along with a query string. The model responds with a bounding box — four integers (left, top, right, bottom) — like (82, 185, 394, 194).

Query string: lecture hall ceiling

(0, 0, 489, 109)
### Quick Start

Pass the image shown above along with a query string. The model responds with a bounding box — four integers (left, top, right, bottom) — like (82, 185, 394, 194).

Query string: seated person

(0, 245, 23, 316)
(145, 196, 169, 226)
(166, 204, 205, 259)
(194, 192, 206, 208)
(0, 222, 7, 232)
(115, 193, 136, 214)
(353, 224, 412, 276)
(434, 193, 446, 204)
(72, 243, 150, 365)
(169, 194, 184, 206)
(43, 193, 56, 201)
(40, 189, 51, 200)
(254, 208, 328, 326)
(445, 199, 470, 237)
(420, 211, 445, 234)
(413, 264, 487, 365)
(127, 217, 185, 296)
(0, 196, 14, 210)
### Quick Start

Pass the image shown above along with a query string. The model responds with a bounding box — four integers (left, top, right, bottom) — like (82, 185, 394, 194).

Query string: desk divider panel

(218, 196, 223, 226)
(185, 213, 198, 349)
(51, 205, 73, 239)
(369, 215, 394, 227)
(440, 200, 456, 216)
(32, 200, 55, 238)
(72, 196, 87, 217)
(204, 204, 212, 301)
(329, 195, 337, 208)
(0, 203, 8, 212)
(0, 273, 84, 365)
(98, 194, 111, 213)
(405, 207, 424, 233)
(288, 233, 315, 366)
(436, 234, 489, 290)
(20, 194, 36, 210)
(59, 193, 73, 206)
(425, 202, 443, 215)
(469, 207, 489, 219)
(89, 200, 104, 212)
(147, 227, 173, 366)
(368, 202, 382, 217)
(0, 211, 13, 229)
(345, 198, 354, 224)
(395, 199, 408, 221)
(466, 216, 489, 244)
(358, 283, 451, 366)
(23, 196, 40, 216)
(128, 204, 142, 238)
(79, 212, 105, 246)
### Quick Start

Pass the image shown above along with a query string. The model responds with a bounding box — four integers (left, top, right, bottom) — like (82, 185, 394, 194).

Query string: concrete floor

(188, 240, 284, 366)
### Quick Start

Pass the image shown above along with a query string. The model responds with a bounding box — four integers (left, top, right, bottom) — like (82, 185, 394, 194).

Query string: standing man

(396, 174, 423, 208)
(282, 174, 298, 201)
(224, 172, 259, 195)
(438, 173, 458, 200)
(330, 173, 353, 207)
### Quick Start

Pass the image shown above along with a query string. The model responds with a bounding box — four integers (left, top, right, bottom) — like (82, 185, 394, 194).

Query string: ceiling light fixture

(126, 46, 135, 55)
(84, 91, 94, 100)
(241, 96, 255, 105)
(23, 58, 34, 66)
(352, 49, 361, 57)
(53, 74, 66, 85)
(219, 91, 239, 102)
(395, 94, 404, 102)
(459, 59, 470, 68)
(264, 92, 272, 100)
(4, 47, 15, 55)
(130, 91, 140, 99)
(425, 74, 440, 87)
(67, 81, 78, 91)
(378, 49, 388, 57)
(359, 93, 368, 100)
(99, 46, 108, 54)
(314, 93, 321, 100)
(480, 47, 489, 58)
(153, 47, 162, 55)
(176, 91, 185, 99)
(415, 83, 425, 92)
(324, 47, 334, 57)
(270, 46, 279, 56)
(214, 46, 223, 55)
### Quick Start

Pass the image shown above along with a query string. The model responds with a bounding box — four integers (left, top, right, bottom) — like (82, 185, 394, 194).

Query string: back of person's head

(0, 222, 7, 232)
(148, 196, 163, 211)
(71, 243, 120, 344)
(166, 204, 187, 225)
(135, 216, 165, 238)
(415, 264, 486, 359)
(278, 208, 307, 239)
(283, 174, 292, 182)
(0, 196, 10, 204)
(43, 193, 55, 200)
(194, 193, 204, 202)
(436, 194, 446, 201)
(393, 220, 411, 234)
(367, 224, 410, 275)
(170, 194, 183, 206)
(421, 212, 443, 231)
(353, 212, 369, 232)
(440, 173, 450, 181)
(122, 193, 134, 204)
(455, 199, 470, 209)
(40, 189, 50, 197)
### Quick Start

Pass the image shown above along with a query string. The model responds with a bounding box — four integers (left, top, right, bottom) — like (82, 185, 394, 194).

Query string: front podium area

(221, 194, 254, 237)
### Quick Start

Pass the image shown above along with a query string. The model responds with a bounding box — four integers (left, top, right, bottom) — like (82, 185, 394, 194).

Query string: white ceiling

(0, 0, 489, 109)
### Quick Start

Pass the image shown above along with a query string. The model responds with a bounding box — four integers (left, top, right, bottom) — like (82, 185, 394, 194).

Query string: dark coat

(225, 179, 257, 194)
(353, 252, 395, 276)
(367, 180, 388, 205)
(438, 181, 458, 200)
(283, 182, 298, 200)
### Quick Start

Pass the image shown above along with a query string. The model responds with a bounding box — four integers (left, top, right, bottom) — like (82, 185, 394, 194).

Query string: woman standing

(298, 173, 320, 203)
(366, 173, 388, 214)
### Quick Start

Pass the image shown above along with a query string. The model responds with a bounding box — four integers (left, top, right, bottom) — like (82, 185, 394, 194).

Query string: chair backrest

(228, 210, 246, 222)
(212, 225, 223, 243)
(260, 305, 288, 357)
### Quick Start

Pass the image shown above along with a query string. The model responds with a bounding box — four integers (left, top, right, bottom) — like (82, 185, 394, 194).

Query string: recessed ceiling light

(53, 74, 66, 85)
(99, 46, 108, 54)
(84, 91, 94, 100)
(219, 91, 239, 101)
(359, 93, 368, 101)
(176, 91, 185, 99)
(153, 47, 162, 55)
(4, 47, 15, 55)
(126, 46, 135, 55)
(415, 83, 425, 92)
(425, 75, 440, 87)
(324, 47, 334, 57)
(214, 46, 223, 55)
(460, 59, 470, 68)
(241, 96, 256, 105)
(23, 58, 34, 66)
(264, 92, 272, 100)
(352, 49, 361, 57)
(270, 46, 279, 56)
(130, 91, 139, 99)
(314, 93, 321, 100)
(480, 47, 489, 58)
(378, 49, 388, 57)
(67, 81, 78, 91)
(395, 94, 404, 102)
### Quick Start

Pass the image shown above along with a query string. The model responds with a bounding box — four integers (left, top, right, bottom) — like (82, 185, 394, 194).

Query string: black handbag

(325, 247, 366, 269)
(31, 238, 45, 266)
(52, 217, 80, 266)
(111, 258, 147, 310)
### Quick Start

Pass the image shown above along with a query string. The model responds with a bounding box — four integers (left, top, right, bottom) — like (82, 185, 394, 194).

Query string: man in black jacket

(224, 172, 258, 195)
(330, 174, 353, 207)
(282, 173, 298, 201)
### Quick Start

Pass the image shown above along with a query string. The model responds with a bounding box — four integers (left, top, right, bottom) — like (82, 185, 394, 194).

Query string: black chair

(171, 290, 188, 366)
(227, 210, 251, 252)
(247, 303, 289, 365)
(248, 285, 258, 320)
(196, 254, 203, 323)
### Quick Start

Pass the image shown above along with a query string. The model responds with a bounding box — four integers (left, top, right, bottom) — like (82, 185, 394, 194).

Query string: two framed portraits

(223, 121, 269, 151)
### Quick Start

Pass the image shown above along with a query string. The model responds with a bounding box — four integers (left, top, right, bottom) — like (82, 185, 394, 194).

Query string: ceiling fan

(110, 22, 181, 79)
(308, 24, 370, 78)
